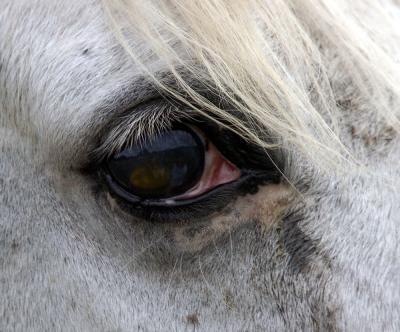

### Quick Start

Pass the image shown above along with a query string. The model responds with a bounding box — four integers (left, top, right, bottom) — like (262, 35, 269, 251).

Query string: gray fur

(1, 1, 400, 331)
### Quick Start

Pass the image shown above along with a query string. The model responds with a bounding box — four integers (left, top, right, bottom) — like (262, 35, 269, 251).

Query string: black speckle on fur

(186, 313, 199, 326)
(10, 240, 19, 251)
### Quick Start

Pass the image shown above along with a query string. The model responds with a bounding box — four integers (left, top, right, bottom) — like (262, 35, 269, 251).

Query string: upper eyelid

(94, 99, 178, 160)
(90, 89, 231, 165)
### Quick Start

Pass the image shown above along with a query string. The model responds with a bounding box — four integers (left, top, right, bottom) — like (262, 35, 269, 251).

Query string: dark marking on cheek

(278, 209, 334, 275)
(279, 211, 318, 273)
(82, 48, 89, 56)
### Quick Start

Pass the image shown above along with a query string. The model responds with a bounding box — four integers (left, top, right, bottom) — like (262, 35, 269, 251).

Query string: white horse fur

(1, 0, 400, 331)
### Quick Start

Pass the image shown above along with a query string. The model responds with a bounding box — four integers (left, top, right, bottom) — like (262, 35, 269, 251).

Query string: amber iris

(107, 128, 205, 199)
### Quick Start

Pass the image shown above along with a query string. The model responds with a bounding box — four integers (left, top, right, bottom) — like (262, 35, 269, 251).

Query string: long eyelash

(93, 100, 199, 161)
(94, 102, 173, 160)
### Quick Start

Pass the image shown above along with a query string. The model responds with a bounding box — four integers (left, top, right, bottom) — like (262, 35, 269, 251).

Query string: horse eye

(105, 127, 241, 204)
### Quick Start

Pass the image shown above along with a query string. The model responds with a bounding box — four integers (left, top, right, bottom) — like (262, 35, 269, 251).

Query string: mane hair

(101, 0, 400, 171)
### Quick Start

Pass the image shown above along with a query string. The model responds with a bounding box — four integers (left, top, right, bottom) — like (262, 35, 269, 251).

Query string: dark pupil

(107, 129, 205, 199)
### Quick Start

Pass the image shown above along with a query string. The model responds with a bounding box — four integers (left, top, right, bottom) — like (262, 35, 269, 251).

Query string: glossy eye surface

(107, 128, 205, 199)
(105, 125, 242, 206)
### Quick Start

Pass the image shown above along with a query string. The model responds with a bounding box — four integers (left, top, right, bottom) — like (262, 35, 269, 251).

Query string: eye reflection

(107, 128, 205, 199)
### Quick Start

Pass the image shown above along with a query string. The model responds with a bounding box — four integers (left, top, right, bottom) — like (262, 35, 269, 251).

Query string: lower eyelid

(101, 165, 280, 224)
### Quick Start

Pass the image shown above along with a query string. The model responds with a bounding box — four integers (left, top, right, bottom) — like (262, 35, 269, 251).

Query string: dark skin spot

(182, 222, 210, 239)
(223, 289, 235, 310)
(350, 125, 357, 138)
(11, 240, 19, 251)
(186, 313, 199, 326)
(71, 299, 77, 311)
(350, 125, 395, 146)
(82, 48, 89, 55)
(336, 98, 353, 111)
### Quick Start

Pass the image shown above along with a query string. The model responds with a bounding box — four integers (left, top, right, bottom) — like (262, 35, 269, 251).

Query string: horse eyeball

(105, 126, 242, 204)
(107, 128, 205, 199)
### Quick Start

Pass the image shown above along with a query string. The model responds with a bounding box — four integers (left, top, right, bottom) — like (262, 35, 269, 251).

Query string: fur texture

(0, 0, 400, 331)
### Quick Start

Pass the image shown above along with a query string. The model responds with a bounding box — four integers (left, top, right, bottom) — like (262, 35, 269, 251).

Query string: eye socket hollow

(106, 127, 205, 199)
